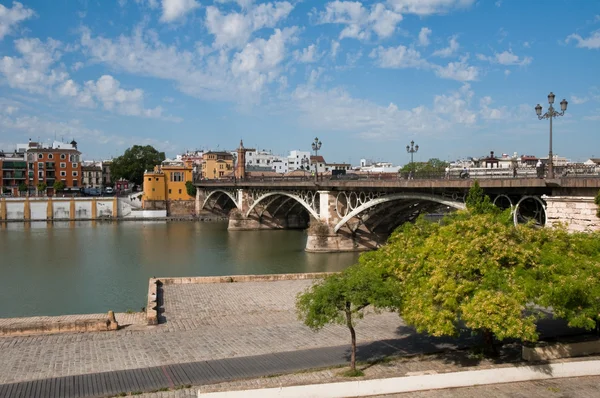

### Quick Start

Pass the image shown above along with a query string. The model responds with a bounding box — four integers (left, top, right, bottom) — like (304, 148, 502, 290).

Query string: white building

(358, 159, 400, 173)
(287, 150, 311, 172)
(245, 149, 288, 173)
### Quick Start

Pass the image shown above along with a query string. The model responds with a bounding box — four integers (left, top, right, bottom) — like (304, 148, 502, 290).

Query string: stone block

(523, 338, 600, 361)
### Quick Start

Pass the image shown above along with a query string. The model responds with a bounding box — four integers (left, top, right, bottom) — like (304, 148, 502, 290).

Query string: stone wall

(144, 200, 167, 210)
(545, 196, 600, 232)
(167, 200, 195, 216)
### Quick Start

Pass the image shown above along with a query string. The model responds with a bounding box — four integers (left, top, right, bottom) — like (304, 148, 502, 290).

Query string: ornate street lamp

(535, 92, 568, 179)
(406, 140, 419, 173)
(311, 137, 322, 182)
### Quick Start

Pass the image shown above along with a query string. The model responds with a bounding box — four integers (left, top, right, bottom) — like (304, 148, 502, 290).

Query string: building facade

(202, 151, 234, 179)
(142, 158, 194, 207)
(0, 151, 27, 196)
(81, 163, 103, 188)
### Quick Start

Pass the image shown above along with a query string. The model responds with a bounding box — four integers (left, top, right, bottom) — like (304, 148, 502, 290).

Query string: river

(0, 221, 359, 318)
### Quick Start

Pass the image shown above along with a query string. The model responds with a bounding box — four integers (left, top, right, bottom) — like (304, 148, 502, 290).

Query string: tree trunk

(345, 302, 357, 371)
(482, 329, 497, 356)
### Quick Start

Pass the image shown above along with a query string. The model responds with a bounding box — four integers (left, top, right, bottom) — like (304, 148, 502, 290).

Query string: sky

(0, 0, 599, 166)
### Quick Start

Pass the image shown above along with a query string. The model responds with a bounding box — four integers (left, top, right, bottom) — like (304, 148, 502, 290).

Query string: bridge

(194, 175, 600, 252)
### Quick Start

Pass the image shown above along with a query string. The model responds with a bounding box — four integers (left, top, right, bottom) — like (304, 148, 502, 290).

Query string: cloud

(565, 30, 600, 49)
(387, 0, 475, 15)
(418, 27, 431, 46)
(479, 95, 506, 120)
(205, 2, 293, 48)
(433, 83, 476, 124)
(432, 35, 459, 57)
(294, 44, 320, 63)
(571, 95, 588, 104)
(318, 1, 402, 41)
(434, 59, 479, 81)
(369, 45, 429, 69)
(160, 0, 200, 23)
(71, 61, 84, 71)
(80, 25, 298, 103)
(476, 49, 532, 66)
(0, 1, 34, 40)
(330, 40, 340, 58)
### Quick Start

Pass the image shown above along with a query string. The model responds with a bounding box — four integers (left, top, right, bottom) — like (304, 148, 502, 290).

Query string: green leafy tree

(400, 158, 448, 178)
(465, 180, 499, 215)
(185, 181, 197, 198)
(595, 189, 600, 218)
(18, 182, 28, 193)
(37, 182, 47, 195)
(53, 180, 65, 193)
(296, 265, 400, 373)
(110, 145, 166, 186)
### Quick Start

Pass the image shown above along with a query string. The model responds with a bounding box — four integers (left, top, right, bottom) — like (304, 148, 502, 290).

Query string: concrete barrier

(146, 278, 160, 325)
(156, 272, 335, 286)
(523, 338, 600, 361)
(0, 312, 119, 336)
(198, 359, 600, 398)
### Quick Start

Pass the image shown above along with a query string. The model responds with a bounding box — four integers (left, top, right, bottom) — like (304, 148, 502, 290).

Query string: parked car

(104, 187, 114, 195)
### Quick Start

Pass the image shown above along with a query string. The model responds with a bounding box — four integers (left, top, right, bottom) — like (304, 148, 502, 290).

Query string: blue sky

(0, 0, 599, 165)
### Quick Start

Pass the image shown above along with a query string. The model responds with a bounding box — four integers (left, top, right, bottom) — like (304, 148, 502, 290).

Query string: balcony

(46, 162, 55, 170)
(1, 161, 26, 170)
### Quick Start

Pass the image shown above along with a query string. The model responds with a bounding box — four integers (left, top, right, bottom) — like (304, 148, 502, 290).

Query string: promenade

(0, 278, 593, 397)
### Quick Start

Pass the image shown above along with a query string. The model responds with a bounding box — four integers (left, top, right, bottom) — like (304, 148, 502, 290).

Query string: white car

(104, 187, 114, 194)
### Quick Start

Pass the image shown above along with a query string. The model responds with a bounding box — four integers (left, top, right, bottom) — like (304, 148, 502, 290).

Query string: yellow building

(143, 159, 194, 206)
(202, 151, 234, 179)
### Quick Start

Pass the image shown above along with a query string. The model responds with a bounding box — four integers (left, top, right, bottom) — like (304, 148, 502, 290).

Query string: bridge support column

(544, 195, 600, 232)
(306, 191, 381, 253)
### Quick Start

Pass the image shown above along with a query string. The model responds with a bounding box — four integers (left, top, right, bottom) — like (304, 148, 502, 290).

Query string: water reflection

(0, 221, 358, 317)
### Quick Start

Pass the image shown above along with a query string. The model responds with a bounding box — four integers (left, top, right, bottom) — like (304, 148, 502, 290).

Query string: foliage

(296, 264, 400, 370)
(400, 158, 448, 176)
(595, 190, 600, 218)
(465, 180, 499, 215)
(110, 145, 165, 186)
(53, 180, 65, 193)
(185, 181, 197, 197)
(37, 182, 47, 193)
(18, 182, 28, 192)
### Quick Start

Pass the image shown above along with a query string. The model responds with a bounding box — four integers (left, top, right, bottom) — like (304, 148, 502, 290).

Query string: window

(178, 189, 182, 194)
(148, 178, 151, 181)
(38, 162, 44, 169)
(60, 162, 66, 168)
(48, 154, 53, 159)
(38, 153, 43, 159)
(155, 178, 159, 181)
(73, 180, 78, 187)
(152, 188, 155, 192)
(60, 171, 66, 177)
(72, 163, 78, 168)
(72, 171, 78, 177)
(170, 172, 183, 182)
(168, 189, 172, 194)
(38, 171, 43, 178)
(60, 154, 66, 159)
(28, 163, 34, 170)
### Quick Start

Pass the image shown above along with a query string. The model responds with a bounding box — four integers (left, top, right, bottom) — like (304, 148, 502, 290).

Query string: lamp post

(535, 92, 568, 179)
(311, 137, 322, 182)
(213, 168, 216, 180)
(406, 140, 419, 173)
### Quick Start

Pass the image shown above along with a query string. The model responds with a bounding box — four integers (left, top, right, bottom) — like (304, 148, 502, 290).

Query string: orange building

(26, 140, 82, 195)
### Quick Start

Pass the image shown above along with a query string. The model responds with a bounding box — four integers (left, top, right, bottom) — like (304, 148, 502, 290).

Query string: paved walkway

(0, 279, 592, 397)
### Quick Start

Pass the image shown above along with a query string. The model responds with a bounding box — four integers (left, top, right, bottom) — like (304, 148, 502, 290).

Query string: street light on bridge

(311, 137, 322, 182)
(535, 92, 568, 179)
(406, 140, 419, 174)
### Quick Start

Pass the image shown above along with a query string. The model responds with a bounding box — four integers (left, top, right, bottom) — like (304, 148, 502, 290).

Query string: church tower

(235, 139, 246, 179)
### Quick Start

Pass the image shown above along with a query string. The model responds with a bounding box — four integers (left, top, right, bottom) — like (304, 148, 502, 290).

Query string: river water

(0, 221, 358, 318)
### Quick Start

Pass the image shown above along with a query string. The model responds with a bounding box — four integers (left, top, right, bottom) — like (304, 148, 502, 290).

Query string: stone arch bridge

(195, 178, 600, 252)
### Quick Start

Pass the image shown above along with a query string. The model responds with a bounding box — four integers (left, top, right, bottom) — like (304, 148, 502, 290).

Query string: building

(358, 159, 400, 173)
(81, 162, 103, 188)
(0, 151, 27, 196)
(102, 160, 113, 187)
(287, 150, 311, 171)
(143, 158, 194, 207)
(202, 151, 234, 179)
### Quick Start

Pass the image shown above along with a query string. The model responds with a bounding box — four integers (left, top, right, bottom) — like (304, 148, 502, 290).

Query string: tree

(18, 182, 28, 193)
(595, 189, 600, 218)
(53, 180, 65, 193)
(110, 145, 165, 186)
(37, 182, 47, 195)
(185, 181, 197, 197)
(465, 180, 498, 215)
(296, 265, 400, 374)
(400, 158, 448, 178)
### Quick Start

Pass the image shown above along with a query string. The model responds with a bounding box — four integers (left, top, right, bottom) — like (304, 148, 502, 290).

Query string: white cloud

(504, 69, 510, 76)
(432, 35, 459, 57)
(433, 83, 476, 124)
(71, 61, 84, 71)
(294, 44, 319, 63)
(387, 0, 475, 15)
(479, 95, 506, 120)
(163, 96, 175, 103)
(571, 95, 589, 105)
(495, 0, 502, 7)
(318, 1, 402, 41)
(160, 0, 200, 23)
(565, 30, 600, 50)
(418, 27, 431, 46)
(4, 105, 18, 114)
(476, 49, 532, 66)
(330, 40, 340, 58)
(205, 2, 293, 48)
(370, 45, 429, 69)
(0, 1, 34, 40)
(434, 59, 478, 81)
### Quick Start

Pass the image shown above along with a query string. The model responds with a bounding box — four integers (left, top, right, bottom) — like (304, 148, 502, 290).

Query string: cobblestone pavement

(0, 280, 407, 384)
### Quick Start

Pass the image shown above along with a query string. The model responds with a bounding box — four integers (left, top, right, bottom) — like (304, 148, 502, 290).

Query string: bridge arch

(202, 190, 239, 210)
(245, 191, 319, 220)
(333, 193, 466, 233)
